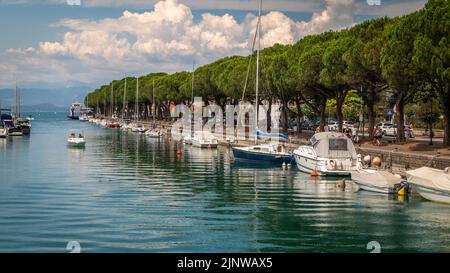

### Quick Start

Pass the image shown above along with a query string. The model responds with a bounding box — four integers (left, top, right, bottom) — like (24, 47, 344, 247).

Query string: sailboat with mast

(184, 62, 218, 148)
(131, 77, 147, 133)
(231, 0, 292, 164)
(107, 82, 120, 128)
(9, 81, 26, 136)
(145, 80, 162, 138)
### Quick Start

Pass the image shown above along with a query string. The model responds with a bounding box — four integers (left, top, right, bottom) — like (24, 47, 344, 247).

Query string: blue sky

(0, 0, 427, 88)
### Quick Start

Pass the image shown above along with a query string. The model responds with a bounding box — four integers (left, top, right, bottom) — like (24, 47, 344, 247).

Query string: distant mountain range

(0, 86, 92, 112)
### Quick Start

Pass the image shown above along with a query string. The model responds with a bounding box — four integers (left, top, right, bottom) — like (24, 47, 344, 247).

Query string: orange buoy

(311, 169, 319, 177)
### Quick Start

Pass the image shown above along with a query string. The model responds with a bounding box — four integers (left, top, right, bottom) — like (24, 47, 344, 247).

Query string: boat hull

(8, 127, 23, 136)
(192, 142, 218, 149)
(232, 147, 293, 163)
(19, 126, 31, 135)
(414, 185, 450, 204)
(294, 154, 356, 176)
(354, 181, 395, 194)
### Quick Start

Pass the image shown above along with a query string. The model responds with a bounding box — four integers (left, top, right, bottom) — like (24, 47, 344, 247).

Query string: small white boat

(183, 135, 193, 145)
(145, 129, 162, 138)
(131, 124, 147, 133)
(293, 132, 362, 176)
(406, 167, 450, 204)
(191, 131, 219, 148)
(352, 169, 405, 194)
(67, 130, 86, 147)
(79, 115, 89, 122)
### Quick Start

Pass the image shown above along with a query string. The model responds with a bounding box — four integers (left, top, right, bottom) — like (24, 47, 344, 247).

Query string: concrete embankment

(355, 147, 450, 175)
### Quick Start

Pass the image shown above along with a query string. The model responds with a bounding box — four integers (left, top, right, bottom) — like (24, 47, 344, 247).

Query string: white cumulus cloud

(1, 0, 357, 87)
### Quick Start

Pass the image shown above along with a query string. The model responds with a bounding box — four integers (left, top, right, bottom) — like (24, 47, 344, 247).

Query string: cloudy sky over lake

(0, 0, 427, 88)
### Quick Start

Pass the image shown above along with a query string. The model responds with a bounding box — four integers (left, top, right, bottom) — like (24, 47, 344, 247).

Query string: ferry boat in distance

(68, 103, 82, 120)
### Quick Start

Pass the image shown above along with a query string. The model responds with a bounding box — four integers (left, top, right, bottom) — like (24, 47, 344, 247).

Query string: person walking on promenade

(372, 126, 382, 146)
(352, 125, 358, 143)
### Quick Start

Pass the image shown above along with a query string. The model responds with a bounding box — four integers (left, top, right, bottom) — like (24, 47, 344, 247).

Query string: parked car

(328, 121, 354, 132)
(301, 120, 317, 131)
(377, 122, 393, 135)
(384, 124, 414, 138)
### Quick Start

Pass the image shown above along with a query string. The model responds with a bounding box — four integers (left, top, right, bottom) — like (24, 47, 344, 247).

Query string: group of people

(372, 122, 415, 146)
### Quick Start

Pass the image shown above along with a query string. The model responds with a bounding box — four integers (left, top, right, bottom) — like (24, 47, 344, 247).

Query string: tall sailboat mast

(123, 78, 127, 120)
(135, 77, 139, 123)
(111, 82, 114, 117)
(254, 0, 262, 144)
(15, 81, 20, 118)
(152, 80, 156, 126)
(190, 61, 195, 137)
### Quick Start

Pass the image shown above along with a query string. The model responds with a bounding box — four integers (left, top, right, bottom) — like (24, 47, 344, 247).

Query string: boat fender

(282, 162, 287, 170)
(311, 169, 319, 177)
(330, 160, 336, 169)
(338, 179, 346, 191)
(394, 181, 410, 196)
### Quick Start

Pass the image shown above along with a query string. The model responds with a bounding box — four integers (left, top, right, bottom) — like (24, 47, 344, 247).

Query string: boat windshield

(329, 138, 348, 151)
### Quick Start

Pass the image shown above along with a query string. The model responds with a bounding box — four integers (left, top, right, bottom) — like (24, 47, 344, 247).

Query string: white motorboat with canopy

(406, 167, 450, 204)
(293, 132, 362, 176)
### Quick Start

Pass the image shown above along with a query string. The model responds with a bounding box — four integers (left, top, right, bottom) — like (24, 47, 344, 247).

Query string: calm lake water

(1, 112, 450, 253)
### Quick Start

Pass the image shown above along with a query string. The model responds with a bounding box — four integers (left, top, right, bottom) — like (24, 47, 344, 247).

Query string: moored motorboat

(293, 132, 362, 176)
(145, 129, 162, 138)
(406, 167, 450, 204)
(131, 124, 147, 133)
(232, 143, 293, 163)
(16, 118, 31, 135)
(0, 122, 7, 138)
(191, 132, 219, 148)
(351, 169, 407, 194)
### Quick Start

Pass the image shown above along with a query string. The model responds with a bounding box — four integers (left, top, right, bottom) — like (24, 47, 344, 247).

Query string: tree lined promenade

(85, 0, 449, 146)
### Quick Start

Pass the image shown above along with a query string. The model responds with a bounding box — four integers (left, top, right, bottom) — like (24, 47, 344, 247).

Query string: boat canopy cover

(256, 130, 289, 140)
(310, 132, 358, 159)
(406, 167, 450, 192)
(1, 114, 12, 120)
(352, 170, 402, 188)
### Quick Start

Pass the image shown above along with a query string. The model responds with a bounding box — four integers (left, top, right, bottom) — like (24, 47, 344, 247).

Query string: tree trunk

(266, 97, 272, 132)
(443, 103, 450, 146)
(396, 94, 406, 143)
(366, 97, 375, 139)
(336, 90, 348, 133)
(282, 98, 289, 133)
(319, 97, 327, 132)
(336, 100, 344, 133)
(295, 98, 303, 134)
